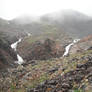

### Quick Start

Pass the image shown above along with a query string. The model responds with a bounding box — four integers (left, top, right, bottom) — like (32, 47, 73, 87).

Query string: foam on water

(63, 39, 80, 57)
(11, 38, 24, 64)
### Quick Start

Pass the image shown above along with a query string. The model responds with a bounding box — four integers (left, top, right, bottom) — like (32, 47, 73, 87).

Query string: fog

(0, 0, 92, 20)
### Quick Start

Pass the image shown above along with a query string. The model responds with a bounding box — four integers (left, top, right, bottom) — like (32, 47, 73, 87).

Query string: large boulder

(18, 38, 64, 61)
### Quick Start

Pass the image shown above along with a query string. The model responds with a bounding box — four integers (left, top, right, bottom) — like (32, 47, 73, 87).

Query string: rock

(61, 83, 71, 89)
(74, 74, 84, 83)
(0, 35, 18, 70)
(18, 38, 65, 61)
(77, 64, 85, 68)
(22, 60, 37, 66)
(47, 80, 57, 85)
(29, 52, 92, 92)
(48, 67, 58, 74)
(70, 35, 92, 54)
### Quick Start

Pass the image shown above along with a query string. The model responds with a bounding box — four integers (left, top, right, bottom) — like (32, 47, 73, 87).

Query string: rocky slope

(0, 34, 92, 92)
(1, 46, 92, 92)
(17, 38, 65, 61)
(0, 33, 17, 70)
(70, 35, 92, 55)
(31, 50, 92, 92)
(17, 29, 72, 61)
(40, 10, 92, 38)
(0, 17, 69, 43)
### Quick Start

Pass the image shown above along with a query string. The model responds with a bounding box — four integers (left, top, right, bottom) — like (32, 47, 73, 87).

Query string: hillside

(17, 26, 72, 61)
(0, 41, 92, 92)
(0, 10, 92, 92)
(0, 32, 17, 70)
(0, 10, 92, 43)
(70, 35, 92, 55)
(40, 10, 92, 38)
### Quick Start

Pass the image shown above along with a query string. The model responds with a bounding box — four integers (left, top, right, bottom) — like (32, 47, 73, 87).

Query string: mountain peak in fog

(12, 15, 40, 24)
(40, 9, 91, 22)
(11, 9, 92, 25)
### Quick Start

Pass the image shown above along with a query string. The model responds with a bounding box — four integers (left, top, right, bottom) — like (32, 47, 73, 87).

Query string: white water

(63, 39, 80, 57)
(11, 39, 22, 51)
(27, 33, 31, 37)
(11, 33, 32, 64)
(11, 38, 24, 64)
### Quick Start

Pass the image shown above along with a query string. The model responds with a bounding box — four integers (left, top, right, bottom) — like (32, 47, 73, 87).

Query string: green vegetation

(74, 89, 83, 92)
(1, 47, 92, 92)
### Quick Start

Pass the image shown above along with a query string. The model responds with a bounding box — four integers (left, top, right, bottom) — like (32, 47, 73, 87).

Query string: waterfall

(11, 38, 24, 64)
(63, 39, 80, 57)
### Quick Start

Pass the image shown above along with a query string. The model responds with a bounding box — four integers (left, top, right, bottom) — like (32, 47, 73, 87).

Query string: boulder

(19, 38, 64, 61)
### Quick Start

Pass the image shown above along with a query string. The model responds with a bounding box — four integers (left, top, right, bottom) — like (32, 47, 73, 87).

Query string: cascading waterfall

(11, 38, 24, 64)
(63, 39, 80, 57)
(11, 33, 31, 64)
(11, 32, 79, 64)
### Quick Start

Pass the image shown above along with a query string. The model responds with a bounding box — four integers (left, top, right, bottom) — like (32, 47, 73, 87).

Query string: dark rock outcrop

(19, 38, 64, 61)
(0, 33, 17, 70)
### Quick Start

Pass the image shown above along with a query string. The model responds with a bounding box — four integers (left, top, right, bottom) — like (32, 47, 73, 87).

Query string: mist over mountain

(12, 15, 40, 24)
(40, 10, 92, 38)
(0, 10, 92, 43)
(40, 10, 91, 22)
(9, 10, 92, 38)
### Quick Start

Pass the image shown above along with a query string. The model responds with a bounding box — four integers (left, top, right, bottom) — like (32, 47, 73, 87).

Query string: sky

(0, 0, 92, 20)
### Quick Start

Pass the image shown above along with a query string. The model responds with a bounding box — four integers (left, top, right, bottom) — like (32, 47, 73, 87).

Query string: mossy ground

(1, 50, 92, 92)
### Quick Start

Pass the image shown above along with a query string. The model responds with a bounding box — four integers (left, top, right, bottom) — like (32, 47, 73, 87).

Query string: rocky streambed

(11, 38, 24, 64)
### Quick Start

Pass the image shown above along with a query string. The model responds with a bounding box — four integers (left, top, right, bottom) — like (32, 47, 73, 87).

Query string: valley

(0, 10, 92, 92)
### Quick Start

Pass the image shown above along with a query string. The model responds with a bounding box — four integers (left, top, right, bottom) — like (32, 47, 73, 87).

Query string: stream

(11, 38, 24, 64)
(11, 33, 31, 64)
(63, 39, 80, 57)
(11, 35, 80, 64)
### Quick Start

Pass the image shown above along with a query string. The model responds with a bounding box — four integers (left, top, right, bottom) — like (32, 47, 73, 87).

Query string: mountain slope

(0, 33, 17, 70)
(1, 42, 92, 92)
(0, 10, 92, 43)
(40, 10, 92, 38)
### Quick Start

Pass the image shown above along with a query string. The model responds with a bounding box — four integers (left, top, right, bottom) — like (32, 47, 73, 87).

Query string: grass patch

(73, 89, 83, 92)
